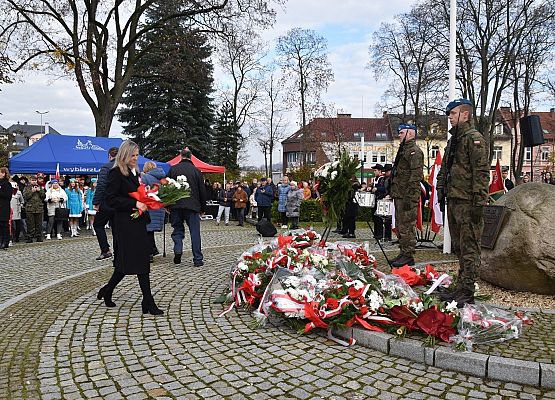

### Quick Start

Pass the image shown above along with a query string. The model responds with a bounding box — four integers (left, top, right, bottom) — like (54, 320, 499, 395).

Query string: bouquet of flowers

(450, 304, 532, 351)
(313, 150, 361, 225)
(129, 175, 190, 218)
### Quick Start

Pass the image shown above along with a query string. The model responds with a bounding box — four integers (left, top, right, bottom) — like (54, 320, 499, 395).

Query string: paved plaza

(0, 224, 554, 399)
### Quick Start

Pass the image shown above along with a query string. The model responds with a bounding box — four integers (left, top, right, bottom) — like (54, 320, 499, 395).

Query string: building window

(379, 153, 386, 163)
(353, 132, 362, 140)
(541, 147, 550, 161)
(493, 146, 502, 160)
(307, 151, 316, 164)
(371, 153, 378, 163)
(376, 132, 387, 140)
(524, 147, 532, 161)
(431, 145, 439, 159)
(286, 152, 299, 163)
(494, 123, 504, 135)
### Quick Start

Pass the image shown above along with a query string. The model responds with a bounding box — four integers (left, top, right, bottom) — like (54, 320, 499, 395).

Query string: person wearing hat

(436, 98, 489, 307)
(286, 180, 303, 229)
(167, 147, 206, 267)
(254, 177, 274, 222)
(45, 179, 68, 240)
(372, 163, 393, 241)
(390, 124, 424, 267)
(23, 175, 46, 243)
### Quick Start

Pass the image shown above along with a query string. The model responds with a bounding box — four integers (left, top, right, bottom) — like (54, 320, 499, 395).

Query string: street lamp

(35, 110, 49, 135)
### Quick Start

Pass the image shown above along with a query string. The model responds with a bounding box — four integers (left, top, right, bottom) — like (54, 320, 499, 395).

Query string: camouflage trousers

(447, 199, 484, 293)
(394, 198, 417, 257)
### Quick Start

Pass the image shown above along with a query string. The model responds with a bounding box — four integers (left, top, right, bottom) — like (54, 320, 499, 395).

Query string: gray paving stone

(541, 362, 555, 389)
(389, 337, 425, 363)
(351, 328, 390, 354)
(435, 346, 488, 377)
(488, 356, 540, 387)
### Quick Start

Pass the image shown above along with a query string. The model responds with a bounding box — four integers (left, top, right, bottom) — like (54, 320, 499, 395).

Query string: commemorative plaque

(481, 205, 507, 249)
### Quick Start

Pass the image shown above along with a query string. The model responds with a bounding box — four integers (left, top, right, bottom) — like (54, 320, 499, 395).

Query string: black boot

(97, 286, 116, 307)
(138, 274, 164, 315)
(391, 255, 415, 267)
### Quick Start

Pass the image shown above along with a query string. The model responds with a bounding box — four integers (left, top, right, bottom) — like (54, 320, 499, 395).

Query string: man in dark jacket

(92, 147, 118, 260)
(254, 177, 273, 222)
(168, 147, 206, 266)
(23, 176, 46, 243)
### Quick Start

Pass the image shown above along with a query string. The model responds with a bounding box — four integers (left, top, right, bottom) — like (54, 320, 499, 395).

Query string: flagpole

(443, 0, 456, 254)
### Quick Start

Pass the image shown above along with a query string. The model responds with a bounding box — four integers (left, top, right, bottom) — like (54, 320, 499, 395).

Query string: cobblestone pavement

(0, 223, 554, 399)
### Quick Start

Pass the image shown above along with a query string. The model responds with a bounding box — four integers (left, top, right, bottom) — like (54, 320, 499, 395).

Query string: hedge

(271, 199, 375, 223)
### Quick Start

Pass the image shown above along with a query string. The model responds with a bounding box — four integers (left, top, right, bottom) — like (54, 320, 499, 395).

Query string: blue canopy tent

(9, 134, 170, 175)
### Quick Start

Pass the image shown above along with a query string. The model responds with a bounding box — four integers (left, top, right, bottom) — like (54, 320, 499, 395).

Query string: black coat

(0, 178, 12, 222)
(105, 167, 150, 275)
(167, 159, 206, 213)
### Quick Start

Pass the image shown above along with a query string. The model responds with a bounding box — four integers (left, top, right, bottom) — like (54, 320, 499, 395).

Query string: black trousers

(11, 219, 24, 241)
(280, 211, 288, 226)
(342, 214, 356, 235)
(93, 203, 114, 254)
(0, 221, 9, 247)
(258, 206, 272, 222)
(147, 231, 158, 254)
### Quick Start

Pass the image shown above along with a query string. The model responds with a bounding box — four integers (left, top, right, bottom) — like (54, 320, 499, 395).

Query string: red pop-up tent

(167, 153, 225, 174)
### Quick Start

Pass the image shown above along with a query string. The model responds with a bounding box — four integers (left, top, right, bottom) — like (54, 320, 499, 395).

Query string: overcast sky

(0, 0, 418, 167)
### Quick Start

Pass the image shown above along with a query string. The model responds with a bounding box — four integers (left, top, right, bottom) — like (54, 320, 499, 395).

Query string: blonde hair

(114, 140, 139, 176)
(143, 161, 156, 173)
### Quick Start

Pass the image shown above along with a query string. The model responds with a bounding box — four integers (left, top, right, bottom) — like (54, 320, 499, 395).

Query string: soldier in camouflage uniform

(436, 98, 489, 306)
(390, 124, 424, 267)
(23, 176, 46, 243)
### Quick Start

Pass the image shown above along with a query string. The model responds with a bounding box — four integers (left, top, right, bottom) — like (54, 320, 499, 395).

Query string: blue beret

(398, 123, 417, 133)
(445, 98, 472, 114)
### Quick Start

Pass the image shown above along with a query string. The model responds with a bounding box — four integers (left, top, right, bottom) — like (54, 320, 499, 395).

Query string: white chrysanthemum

(445, 300, 458, 313)
(177, 175, 188, 183)
(346, 280, 364, 290)
(283, 276, 301, 288)
(332, 161, 340, 168)
(330, 171, 338, 180)
(410, 301, 424, 314)
(237, 261, 248, 271)
(367, 290, 384, 311)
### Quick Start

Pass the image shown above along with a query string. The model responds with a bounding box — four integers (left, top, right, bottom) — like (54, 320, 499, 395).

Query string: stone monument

(480, 182, 555, 295)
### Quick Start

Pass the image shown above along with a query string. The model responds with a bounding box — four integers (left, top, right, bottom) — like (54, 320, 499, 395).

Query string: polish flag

(55, 163, 60, 181)
(489, 159, 505, 195)
(428, 152, 443, 234)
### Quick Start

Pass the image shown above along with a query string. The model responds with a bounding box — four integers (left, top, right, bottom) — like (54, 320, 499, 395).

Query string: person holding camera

(23, 175, 46, 243)
(45, 179, 68, 240)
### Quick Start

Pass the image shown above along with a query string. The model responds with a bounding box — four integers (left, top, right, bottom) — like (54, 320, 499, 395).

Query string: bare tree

(0, 0, 280, 137)
(252, 71, 288, 176)
(369, 3, 447, 122)
(217, 25, 267, 137)
(276, 27, 334, 164)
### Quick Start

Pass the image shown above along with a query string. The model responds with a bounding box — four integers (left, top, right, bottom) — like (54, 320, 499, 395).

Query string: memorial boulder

(480, 182, 555, 295)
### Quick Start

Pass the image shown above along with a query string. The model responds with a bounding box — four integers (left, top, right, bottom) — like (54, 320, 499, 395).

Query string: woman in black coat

(0, 167, 13, 249)
(97, 140, 163, 315)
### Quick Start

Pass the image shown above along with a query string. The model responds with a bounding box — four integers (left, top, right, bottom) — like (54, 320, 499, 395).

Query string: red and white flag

(489, 159, 505, 195)
(428, 152, 443, 234)
(55, 162, 60, 181)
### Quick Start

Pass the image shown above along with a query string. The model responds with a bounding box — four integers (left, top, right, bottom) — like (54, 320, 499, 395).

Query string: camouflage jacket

(390, 139, 424, 201)
(23, 185, 46, 213)
(436, 122, 489, 205)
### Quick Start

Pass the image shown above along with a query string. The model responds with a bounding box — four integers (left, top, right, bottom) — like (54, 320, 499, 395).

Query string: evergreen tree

(118, 1, 215, 162)
(212, 102, 241, 173)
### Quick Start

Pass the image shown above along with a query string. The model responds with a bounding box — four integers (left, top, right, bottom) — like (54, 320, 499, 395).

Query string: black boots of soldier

(438, 288, 475, 308)
(390, 254, 415, 267)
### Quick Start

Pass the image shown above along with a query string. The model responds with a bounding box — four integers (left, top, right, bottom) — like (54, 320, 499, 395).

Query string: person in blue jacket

(85, 178, 97, 234)
(65, 178, 84, 237)
(141, 162, 166, 262)
(277, 176, 291, 228)
(254, 177, 274, 222)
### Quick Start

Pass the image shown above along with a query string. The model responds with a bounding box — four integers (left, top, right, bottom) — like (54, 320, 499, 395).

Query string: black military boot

(452, 290, 475, 308)
(391, 255, 415, 267)
(389, 254, 403, 264)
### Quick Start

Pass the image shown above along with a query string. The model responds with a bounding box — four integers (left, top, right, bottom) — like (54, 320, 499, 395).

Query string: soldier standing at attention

(390, 124, 424, 267)
(437, 98, 489, 307)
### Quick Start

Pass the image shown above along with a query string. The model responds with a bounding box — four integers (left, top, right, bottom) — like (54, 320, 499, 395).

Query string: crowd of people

(205, 176, 318, 228)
